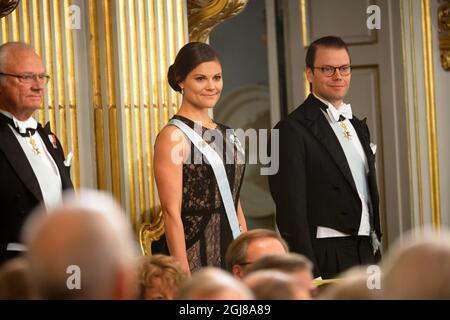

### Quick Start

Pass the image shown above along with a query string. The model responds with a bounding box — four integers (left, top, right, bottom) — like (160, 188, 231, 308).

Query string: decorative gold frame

(438, 0, 450, 70)
(139, 212, 165, 256)
(187, 0, 249, 42)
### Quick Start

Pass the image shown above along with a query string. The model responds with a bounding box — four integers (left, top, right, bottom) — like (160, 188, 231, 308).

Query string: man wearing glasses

(269, 36, 381, 279)
(0, 42, 73, 265)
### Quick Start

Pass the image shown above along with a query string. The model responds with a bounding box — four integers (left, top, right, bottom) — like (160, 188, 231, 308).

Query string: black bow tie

(0, 113, 37, 137)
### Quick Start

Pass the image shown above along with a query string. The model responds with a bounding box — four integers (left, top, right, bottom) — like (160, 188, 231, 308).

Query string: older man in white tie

(0, 42, 73, 266)
(268, 36, 381, 279)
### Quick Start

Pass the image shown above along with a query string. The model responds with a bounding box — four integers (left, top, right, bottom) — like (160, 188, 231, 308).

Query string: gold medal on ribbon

(29, 134, 41, 155)
(339, 122, 352, 140)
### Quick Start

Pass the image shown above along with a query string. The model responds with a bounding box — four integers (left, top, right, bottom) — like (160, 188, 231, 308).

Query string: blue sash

(169, 119, 241, 239)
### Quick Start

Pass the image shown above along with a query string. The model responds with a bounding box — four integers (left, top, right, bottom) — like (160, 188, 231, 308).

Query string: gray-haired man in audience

(22, 189, 138, 300)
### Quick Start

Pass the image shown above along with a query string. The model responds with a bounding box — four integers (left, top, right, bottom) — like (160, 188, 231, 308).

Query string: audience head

(244, 270, 311, 300)
(225, 229, 289, 278)
(380, 228, 450, 300)
(23, 189, 139, 300)
(138, 254, 187, 300)
(246, 253, 315, 294)
(0, 257, 37, 299)
(318, 266, 373, 300)
(177, 267, 253, 300)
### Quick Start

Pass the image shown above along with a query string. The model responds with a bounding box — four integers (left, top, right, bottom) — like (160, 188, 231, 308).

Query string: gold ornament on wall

(187, 0, 249, 42)
(0, 0, 19, 19)
(139, 212, 165, 256)
(438, 0, 450, 70)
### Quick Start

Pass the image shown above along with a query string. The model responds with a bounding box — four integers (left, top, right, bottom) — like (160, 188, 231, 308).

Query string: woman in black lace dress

(154, 42, 247, 275)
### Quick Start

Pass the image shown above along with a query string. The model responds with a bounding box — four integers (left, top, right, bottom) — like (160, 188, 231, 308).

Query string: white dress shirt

(0, 110, 62, 208)
(313, 94, 371, 238)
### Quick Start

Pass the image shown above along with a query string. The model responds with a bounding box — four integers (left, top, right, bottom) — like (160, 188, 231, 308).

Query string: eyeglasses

(313, 65, 351, 77)
(0, 72, 50, 84)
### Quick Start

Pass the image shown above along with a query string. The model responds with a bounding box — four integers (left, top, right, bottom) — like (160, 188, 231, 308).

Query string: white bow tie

(326, 103, 353, 122)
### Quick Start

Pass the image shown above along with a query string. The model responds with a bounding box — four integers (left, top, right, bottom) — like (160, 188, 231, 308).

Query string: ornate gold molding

(406, 0, 425, 229)
(139, 213, 165, 256)
(187, 0, 249, 42)
(438, 0, 450, 70)
(422, 0, 441, 229)
(0, 0, 19, 18)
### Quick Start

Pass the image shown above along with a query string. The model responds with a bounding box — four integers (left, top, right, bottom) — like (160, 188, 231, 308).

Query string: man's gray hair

(0, 42, 37, 85)
(22, 189, 139, 299)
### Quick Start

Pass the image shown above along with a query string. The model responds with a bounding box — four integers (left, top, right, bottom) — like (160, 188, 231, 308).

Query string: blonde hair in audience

(138, 254, 187, 299)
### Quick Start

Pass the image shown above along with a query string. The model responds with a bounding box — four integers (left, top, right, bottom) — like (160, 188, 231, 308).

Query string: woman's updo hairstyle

(167, 42, 220, 93)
